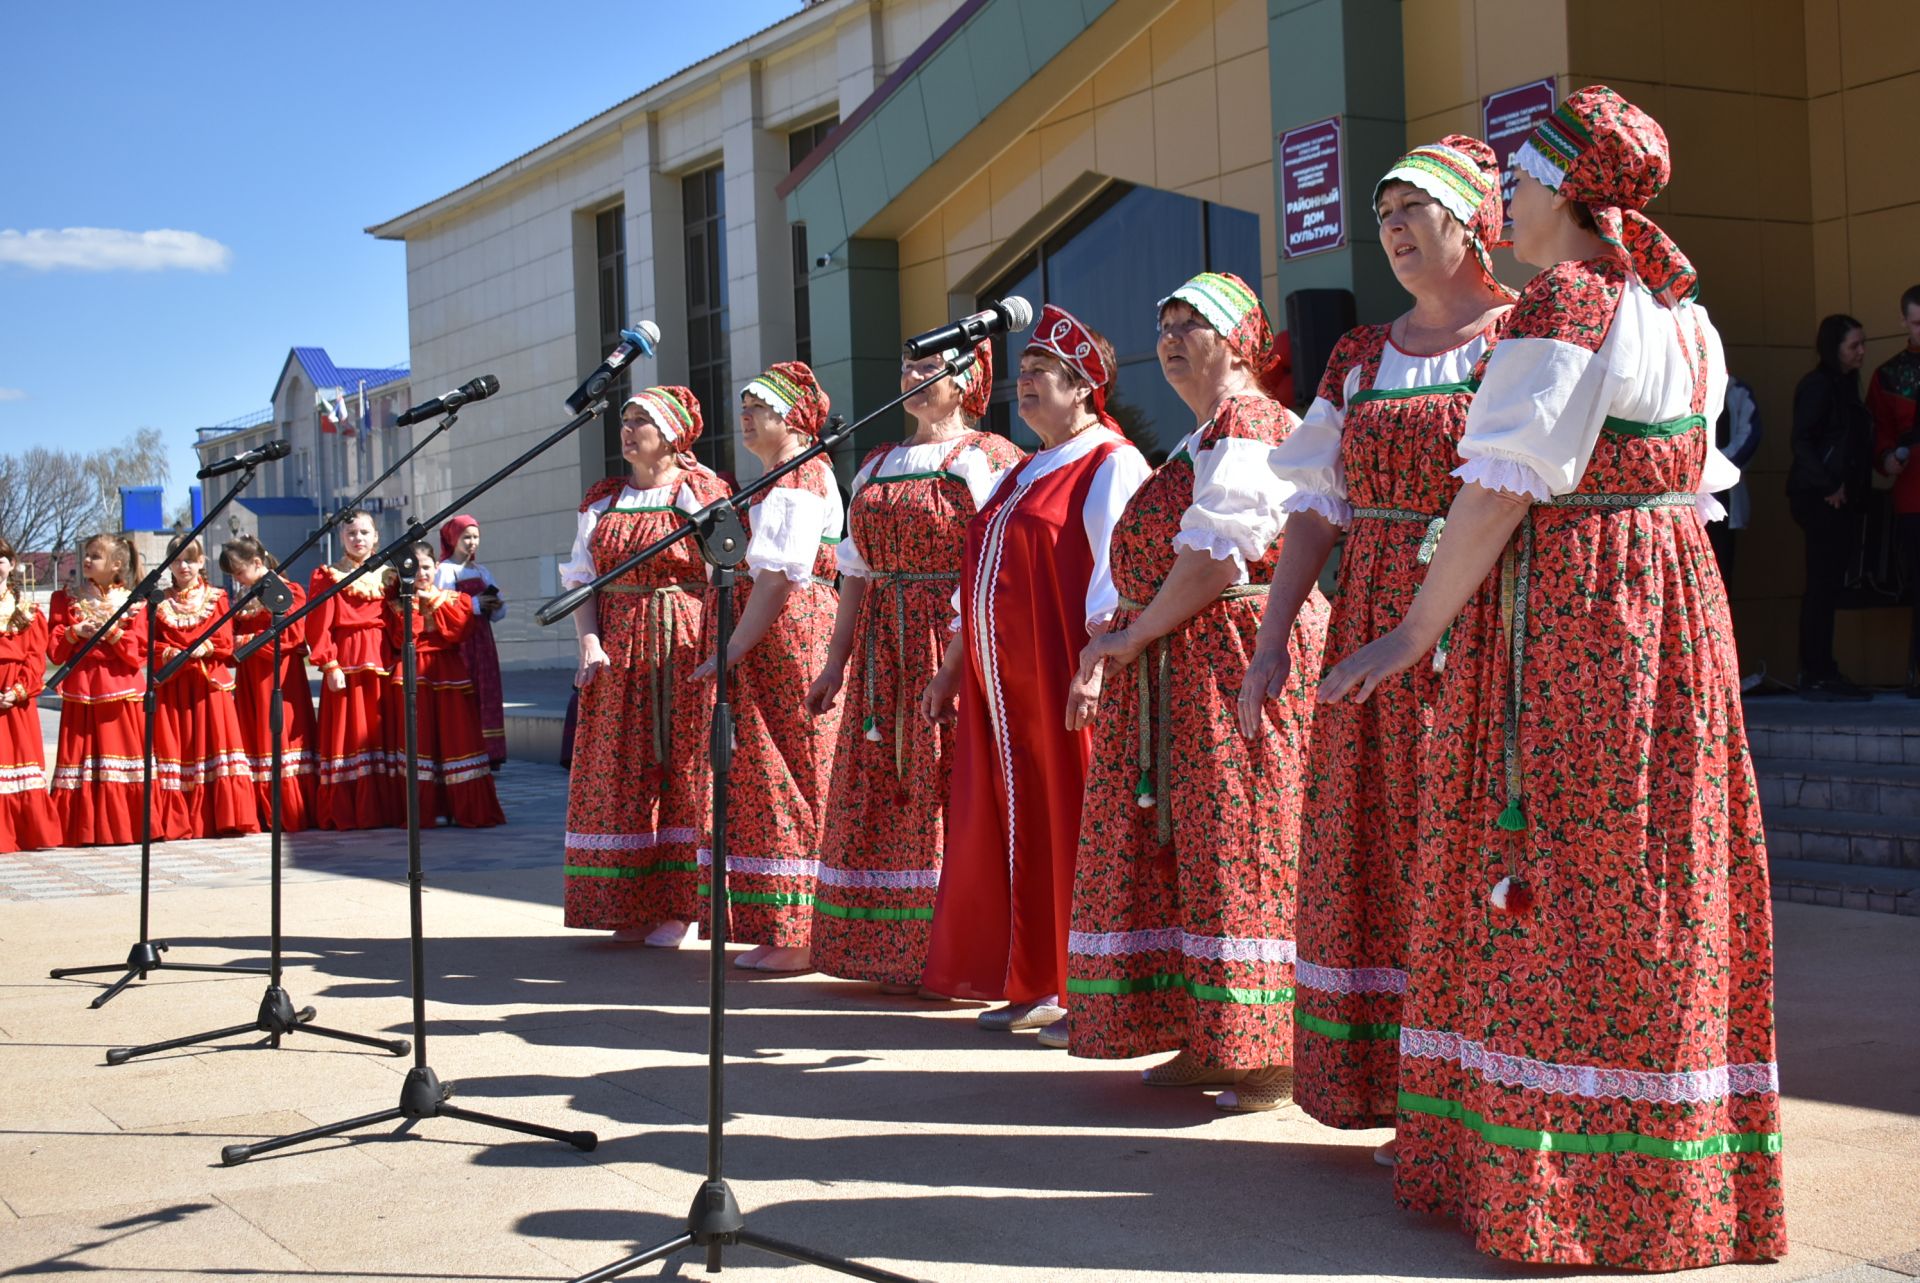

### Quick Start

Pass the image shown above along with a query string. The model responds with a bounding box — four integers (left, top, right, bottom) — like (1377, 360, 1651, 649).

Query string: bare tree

(0, 427, 172, 554)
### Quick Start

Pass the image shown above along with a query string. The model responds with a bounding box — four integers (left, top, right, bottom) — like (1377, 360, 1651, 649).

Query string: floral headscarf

(1374, 134, 1516, 302)
(741, 361, 829, 437)
(1154, 271, 1295, 403)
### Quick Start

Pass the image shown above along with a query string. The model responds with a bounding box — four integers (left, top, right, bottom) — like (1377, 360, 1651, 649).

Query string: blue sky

(0, 2, 801, 511)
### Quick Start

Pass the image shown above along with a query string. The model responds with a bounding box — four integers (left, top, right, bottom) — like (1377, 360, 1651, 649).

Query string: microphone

(197, 439, 291, 479)
(565, 321, 662, 414)
(901, 297, 1033, 360)
(395, 374, 500, 427)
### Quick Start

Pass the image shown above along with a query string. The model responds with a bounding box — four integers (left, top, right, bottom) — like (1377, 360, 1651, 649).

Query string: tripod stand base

(50, 940, 270, 1009)
(105, 984, 411, 1065)
(568, 1180, 926, 1283)
(220, 1065, 597, 1166)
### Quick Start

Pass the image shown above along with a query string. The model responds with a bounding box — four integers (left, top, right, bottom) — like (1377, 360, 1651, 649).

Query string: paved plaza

(1, 756, 1917, 1282)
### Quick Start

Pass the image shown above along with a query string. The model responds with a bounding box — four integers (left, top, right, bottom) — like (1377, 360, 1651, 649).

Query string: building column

(722, 64, 803, 481)
(807, 238, 900, 483)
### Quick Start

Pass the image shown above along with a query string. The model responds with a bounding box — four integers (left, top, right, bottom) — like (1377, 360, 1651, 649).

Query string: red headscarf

(742, 361, 830, 437)
(623, 385, 705, 451)
(1024, 303, 1120, 432)
(1373, 134, 1516, 302)
(1154, 272, 1295, 403)
(438, 514, 478, 561)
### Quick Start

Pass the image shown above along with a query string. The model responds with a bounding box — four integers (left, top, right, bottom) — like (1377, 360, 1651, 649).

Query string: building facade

(371, 0, 1920, 678)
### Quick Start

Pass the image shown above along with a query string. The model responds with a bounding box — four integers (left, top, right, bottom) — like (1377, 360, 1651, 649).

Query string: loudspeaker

(1285, 288, 1358, 411)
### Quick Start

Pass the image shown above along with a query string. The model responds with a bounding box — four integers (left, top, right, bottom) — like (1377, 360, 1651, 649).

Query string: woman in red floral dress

(564, 387, 729, 943)
(50, 535, 148, 847)
(221, 535, 320, 833)
(691, 362, 843, 974)
(920, 306, 1151, 1031)
(435, 515, 507, 770)
(1244, 137, 1513, 1146)
(151, 535, 258, 839)
(0, 535, 58, 853)
(307, 509, 399, 830)
(383, 543, 504, 828)
(1321, 87, 1782, 1269)
(1063, 272, 1326, 1110)
(803, 340, 1023, 991)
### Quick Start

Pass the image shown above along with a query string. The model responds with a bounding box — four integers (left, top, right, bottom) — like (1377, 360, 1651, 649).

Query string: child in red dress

(307, 509, 400, 830)
(151, 535, 258, 839)
(50, 534, 148, 847)
(384, 543, 503, 828)
(221, 535, 320, 833)
(0, 535, 59, 853)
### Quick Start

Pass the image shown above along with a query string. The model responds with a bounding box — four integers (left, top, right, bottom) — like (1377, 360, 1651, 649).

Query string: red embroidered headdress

(1024, 303, 1119, 429)
(742, 361, 829, 438)
(623, 385, 704, 450)
(1374, 135, 1516, 302)
(1155, 271, 1296, 404)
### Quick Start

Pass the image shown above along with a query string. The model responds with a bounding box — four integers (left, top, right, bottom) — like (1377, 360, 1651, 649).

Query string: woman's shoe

(977, 997, 1066, 1031)
(733, 944, 774, 969)
(1373, 1139, 1399, 1168)
(1141, 1050, 1248, 1088)
(1035, 1017, 1070, 1049)
(643, 920, 694, 948)
(1214, 1065, 1294, 1113)
(753, 946, 813, 973)
(610, 926, 650, 943)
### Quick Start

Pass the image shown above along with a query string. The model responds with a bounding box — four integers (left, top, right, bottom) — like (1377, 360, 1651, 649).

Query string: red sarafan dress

(921, 426, 1150, 1005)
(562, 470, 732, 931)
(1066, 396, 1327, 1066)
(1267, 319, 1505, 1128)
(436, 559, 506, 769)
(704, 454, 844, 947)
(810, 432, 1024, 985)
(383, 586, 503, 828)
(0, 594, 59, 853)
(151, 582, 258, 839)
(49, 585, 148, 847)
(230, 580, 320, 833)
(1400, 260, 1785, 1267)
(307, 562, 399, 830)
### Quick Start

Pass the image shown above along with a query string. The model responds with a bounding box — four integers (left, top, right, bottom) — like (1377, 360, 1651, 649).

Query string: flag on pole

(359, 380, 371, 436)
(334, 388, 354, 438)
(317, 387, 342, 433)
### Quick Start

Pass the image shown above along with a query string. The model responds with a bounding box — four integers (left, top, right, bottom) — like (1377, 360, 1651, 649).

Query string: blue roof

(290, 346, 408, 393)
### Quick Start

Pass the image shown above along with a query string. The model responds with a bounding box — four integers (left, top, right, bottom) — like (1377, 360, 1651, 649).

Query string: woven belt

(1351, 507, 1448, 566)
(598, 581, 700, 770)
(1116, 582, 1269, 845)
(861, 570, 958, 780)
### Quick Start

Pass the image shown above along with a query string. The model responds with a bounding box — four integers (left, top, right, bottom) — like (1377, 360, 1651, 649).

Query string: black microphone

(197, 439, 291, 479)
(395, 374, 500, 427)
(565, 321, 662, 414)
(902, 297, 1034, 360)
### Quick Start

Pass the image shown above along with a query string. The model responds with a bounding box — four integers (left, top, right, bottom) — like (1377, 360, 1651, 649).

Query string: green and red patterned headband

(1374, 135, 1515, 301)
(1155, 271, 1294, 402)
(742, 360, 829, 437)
(1514, 85, 1698, 306)
(624, 385, 703, 449)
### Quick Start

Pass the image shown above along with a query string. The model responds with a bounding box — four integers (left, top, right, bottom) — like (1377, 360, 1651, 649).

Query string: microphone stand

(532, 359, 972, 1283)
(47, 469, 272, 1007)
(219, 401, 607, 1166)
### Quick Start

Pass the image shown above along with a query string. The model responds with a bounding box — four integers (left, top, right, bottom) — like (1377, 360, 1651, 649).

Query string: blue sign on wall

(120, 485, 165, 532)
(190, 485, 204, 526)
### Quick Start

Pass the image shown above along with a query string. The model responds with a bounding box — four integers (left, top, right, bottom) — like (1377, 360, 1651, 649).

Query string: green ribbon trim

(862, 470, 965, 486)
(565, 860, 701, 878)
(1399, 1091, 1784, 1160)
(1297, 1012, 1401, 1042)
(694, 886, 933, 920)
(1601, 412, 1705, 439)
(1349, 379, 1479, 404)
(608, 503, 684, 514)
(1066, 974, 1296, 1005)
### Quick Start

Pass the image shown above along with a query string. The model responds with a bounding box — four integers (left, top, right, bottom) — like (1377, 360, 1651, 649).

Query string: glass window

(684, 167, 732, 477)
(595, 205, 630, 478)
(980, 183, 1263, 464)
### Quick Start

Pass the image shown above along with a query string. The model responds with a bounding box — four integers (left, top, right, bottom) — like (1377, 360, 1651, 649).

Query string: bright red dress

(151, 584, 258, 839)
(810, 433, 1024, 985)
(0, 598, 58, 852)
(922, 426, 1149, 1005)
(437, 561, 507, 768)
(49, 587, 148, 847)
(307, 563, 400, 830)
(705, 455, 843, 947)
(382, 588, 503, 828)
(1066, 397, 1327, 1066)
(1400, 261, 1785, 1267)
(230, 581, 320, 833)
(563, 471, 731, 931)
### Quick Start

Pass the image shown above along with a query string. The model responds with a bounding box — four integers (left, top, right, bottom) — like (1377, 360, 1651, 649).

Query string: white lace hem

(1067, 928, 1296, 964)
(1281, 490, 1353, 529)
(1400, 1027, 1780, 1104)
(1170, 528, 1249, 573)
(1453, 454, 1554, 503)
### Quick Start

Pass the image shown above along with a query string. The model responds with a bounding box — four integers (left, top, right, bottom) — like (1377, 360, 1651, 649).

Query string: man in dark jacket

(1788, 313, 1874, 700)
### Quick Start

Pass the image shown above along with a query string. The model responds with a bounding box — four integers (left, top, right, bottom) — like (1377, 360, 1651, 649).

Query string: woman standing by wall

(1787, 313, 1873, 699)
(435, 515, 508, 765)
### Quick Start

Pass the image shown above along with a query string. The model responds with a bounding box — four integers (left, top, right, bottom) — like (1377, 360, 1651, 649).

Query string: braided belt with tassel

(861, 570, 958, 781)
(1350, 507, 1450, 667)
(599, 581, 701, 773)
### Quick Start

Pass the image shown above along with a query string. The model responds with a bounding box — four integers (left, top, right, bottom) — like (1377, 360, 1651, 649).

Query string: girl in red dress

(919, 306, 1151, 1031)
(0, 535, 59, 853)
(151, 535, 257, 839)
(692, 362, 844, 973)
(307, 509, 399, 830)
(383, 543, 504, 828)
(50, 534, 148, 847)
(434, 515, 507, 769)
(221, 535, 320, 833)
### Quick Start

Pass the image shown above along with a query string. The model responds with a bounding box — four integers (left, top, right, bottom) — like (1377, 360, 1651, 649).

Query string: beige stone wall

(896, 0, 1273, 334)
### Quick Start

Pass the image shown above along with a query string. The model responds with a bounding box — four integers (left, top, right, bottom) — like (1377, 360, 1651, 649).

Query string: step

(1768, 857, 1920, 915)
(1763, 806, 1920, 869)
(1746, 724, 1920, 766)
(1754, 756, 1920, 817)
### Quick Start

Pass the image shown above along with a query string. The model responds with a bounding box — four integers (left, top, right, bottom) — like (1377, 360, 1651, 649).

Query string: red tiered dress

(921, 426, 1150, 1005)
(436, 559, 506, 769)
(383, 587, 503, 828)
(230, 581, 320, 833)
(1066, 396, 1327, 1065)
(704, 454, 844, 947)
(811, 433, 1024, 984)
(1268, 320, 1504, 1128)
(307, 562, 399, 830)
(563, 471, 732, 931)
(151, 584, 258, 839)
(49, 586, 148, 847)
(1398, 260, 1785, 1268)
(0, 596, 58, 852)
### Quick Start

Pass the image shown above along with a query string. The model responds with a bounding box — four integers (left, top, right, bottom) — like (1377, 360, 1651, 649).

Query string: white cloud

(0, 388, 23, 402)
(0, 228, 233, 273)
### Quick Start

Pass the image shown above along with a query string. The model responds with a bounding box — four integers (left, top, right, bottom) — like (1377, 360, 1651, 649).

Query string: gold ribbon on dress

(600, 581, 700, 771)
(861, 570, 958, 781)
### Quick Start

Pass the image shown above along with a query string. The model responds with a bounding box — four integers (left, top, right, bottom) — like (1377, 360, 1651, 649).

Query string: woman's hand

(1064, 660, 1105, 731)
(0, 689, 14, 712)
(804, 662, 845, 717)
(324, 667, 347, 693)
(920, 656, 961, 725)
(73, 620, 99, 640)
(1236, 645, 1293, 740)
(1825, 484, 1848, 509)
(193, 640, 214, 660)
(575, 636, 610, 690)
(1318, 628, 1423, 705)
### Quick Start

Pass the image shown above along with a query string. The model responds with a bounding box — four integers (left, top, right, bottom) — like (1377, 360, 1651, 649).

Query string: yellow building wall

(896, 0, 1275, 335)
